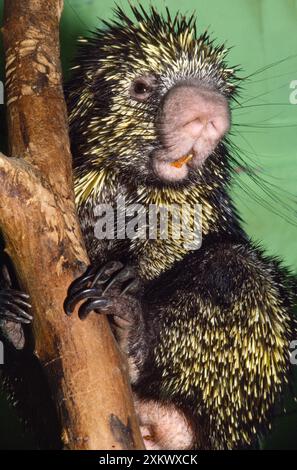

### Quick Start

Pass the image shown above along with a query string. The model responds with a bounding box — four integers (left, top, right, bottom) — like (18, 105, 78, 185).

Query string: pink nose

(160, 84, 230, 161)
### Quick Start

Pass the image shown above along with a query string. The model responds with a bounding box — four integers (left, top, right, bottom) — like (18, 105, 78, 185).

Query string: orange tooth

(170, 154, 193, 168)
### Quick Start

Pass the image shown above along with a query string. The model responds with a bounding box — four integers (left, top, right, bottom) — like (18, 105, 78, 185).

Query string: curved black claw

(65, 264, 99, 296)
(64, 261, 141, 320)
(0, 289, 32, 324)
(66, 261, 124, 298)
(64, 287, 102, 316)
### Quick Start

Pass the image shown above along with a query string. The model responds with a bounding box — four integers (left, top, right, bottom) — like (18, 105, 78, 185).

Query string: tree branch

(1, 0, 144, 450)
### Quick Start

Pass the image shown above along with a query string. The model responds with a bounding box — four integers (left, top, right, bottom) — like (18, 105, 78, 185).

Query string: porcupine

(1, 5, 297, 450)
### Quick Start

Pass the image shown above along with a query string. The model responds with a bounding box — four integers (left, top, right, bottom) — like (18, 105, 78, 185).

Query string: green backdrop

(0, 0, 297, 449)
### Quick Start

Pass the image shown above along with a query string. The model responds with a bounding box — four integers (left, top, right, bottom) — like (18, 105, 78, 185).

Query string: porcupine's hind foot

(0, 289, 32, 350)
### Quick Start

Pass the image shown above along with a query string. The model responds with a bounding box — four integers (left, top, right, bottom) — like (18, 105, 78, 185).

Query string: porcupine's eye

(130, 77, 153, 102)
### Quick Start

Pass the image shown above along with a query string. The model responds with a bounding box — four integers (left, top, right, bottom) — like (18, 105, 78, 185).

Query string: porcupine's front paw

(0, 289, 32, 350)
(64, 260, 143, 320)
(64, 261, 146, 383)
(0, 289, 32, 324)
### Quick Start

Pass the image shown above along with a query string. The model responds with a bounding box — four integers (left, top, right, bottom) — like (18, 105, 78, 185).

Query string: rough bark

(0, 0, 144, 450)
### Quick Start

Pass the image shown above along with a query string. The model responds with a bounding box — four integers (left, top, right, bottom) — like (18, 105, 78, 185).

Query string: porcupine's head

(67, 5, 240, 187)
